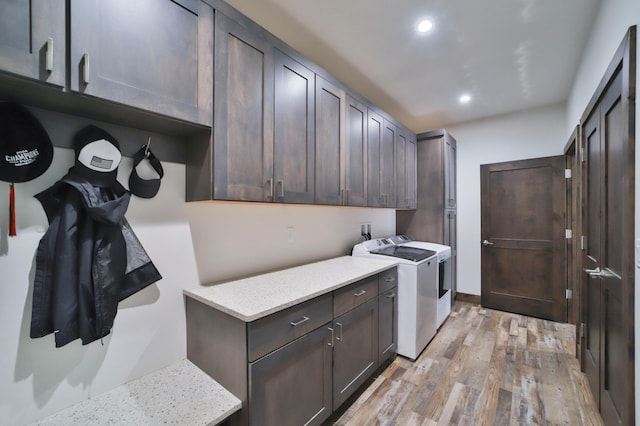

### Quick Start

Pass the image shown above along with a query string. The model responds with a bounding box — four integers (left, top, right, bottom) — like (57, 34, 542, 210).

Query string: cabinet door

(0, 0, 65, 86)
(333, 298, 378, 408)
(315, 76, 344, 205)
(344, 96, 368, 206)
(274, 50, 315, 203)
(395, 127, 407, 208)
(406, 135, 417, 209)
(367, 109, 383, 207)
(250, 325, 333, 426)
(70, 0, 213, 125)
(444, 209, 457, 298)
(444, 136, 457, 208)
(213, 12, 274, 201)
(378, 287, 397, 364)
(381, 119, 397, 207)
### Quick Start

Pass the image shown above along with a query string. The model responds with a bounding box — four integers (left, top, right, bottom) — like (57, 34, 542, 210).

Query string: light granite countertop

(34, 359, 241, 426)
(184, 255, 399, 322)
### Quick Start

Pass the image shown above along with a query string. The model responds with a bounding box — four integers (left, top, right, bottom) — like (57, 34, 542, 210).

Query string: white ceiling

(223, 0, 601, 133)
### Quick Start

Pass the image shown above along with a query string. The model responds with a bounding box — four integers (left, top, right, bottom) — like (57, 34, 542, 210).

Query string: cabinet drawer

(333, 275, 378, 317)
(378, 268, 398, 294)
(248, 294, 332, 362)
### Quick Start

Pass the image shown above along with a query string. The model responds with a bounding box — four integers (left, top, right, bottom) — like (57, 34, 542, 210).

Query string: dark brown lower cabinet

(249, 325, 333, 426)
(186, 268, 397, 426)
(378, 286, 397, 364)
(332, 298, 379, 408)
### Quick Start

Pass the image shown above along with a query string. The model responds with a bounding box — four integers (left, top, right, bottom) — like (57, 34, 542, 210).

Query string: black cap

(0, 103, 54, 183)
(129, 146, 163, 198)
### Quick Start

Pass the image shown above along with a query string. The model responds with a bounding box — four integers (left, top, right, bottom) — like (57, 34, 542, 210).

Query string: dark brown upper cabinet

(315, 81, 368, 207)
(396, 128, 417, 209)
(274, 49, 315, 204)
(0, 0, 66, 87)
(69, 0, 213, 126)
(211, 11, 275, 202)
(367, 108, 384, 207)
(344, 96, 368, 206)
(315, 76, 345, 205)
(380, 118, 397, 207)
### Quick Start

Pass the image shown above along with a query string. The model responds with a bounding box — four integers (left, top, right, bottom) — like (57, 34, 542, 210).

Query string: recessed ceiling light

(417, 19, 433, 33)
(459, 94, 472, 104)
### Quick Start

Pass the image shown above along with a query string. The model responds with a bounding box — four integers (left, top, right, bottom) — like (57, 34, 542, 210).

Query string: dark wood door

(0, 0, 65, 86)
(333, 298, 378, 408)
(480, 156, 566, 322)
(582, 64, 631, 426)
(315, 76, 344, 205)
(274, 50, 315, 203)
(249, 324, 333, 426)
(344, 96, 368, 206)
(213, 12, 274, 201)
(70, 0, 213, 125)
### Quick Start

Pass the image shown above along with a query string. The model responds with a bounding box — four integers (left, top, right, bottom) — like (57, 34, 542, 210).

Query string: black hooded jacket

(31, 166, 162, 347)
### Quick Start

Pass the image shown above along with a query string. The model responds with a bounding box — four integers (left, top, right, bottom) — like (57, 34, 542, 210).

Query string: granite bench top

(33, 359, 241, 426)
(184, 255, 399, 322)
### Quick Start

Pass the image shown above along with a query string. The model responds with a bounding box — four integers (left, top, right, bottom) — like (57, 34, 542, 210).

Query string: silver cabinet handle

(354, 289, 367, 297)
(384, 276, 395, 282)
(384, 291, 395, 299)
(336, 322, 343, 341)
(266, 178, 274, 200)
(482, 239, 494, 246)
(45, 37, 54, 72)
(82, 53, 90, 84)
(328, 327, 334, 347)
(345, 189, 350, 205)
(277, 180, 284, 200)
(289, 316, 309, 327)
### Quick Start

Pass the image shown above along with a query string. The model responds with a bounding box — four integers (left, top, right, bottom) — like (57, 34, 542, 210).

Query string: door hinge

(565, 229, 572, 239)
(581, 235, 586, 250)
(566, 289, 572, 299)
(565, 169, 572, 179)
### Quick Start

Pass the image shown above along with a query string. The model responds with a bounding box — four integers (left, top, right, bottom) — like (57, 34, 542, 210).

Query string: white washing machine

(390, 235, 452, 328)
(352, 238, 438, 360)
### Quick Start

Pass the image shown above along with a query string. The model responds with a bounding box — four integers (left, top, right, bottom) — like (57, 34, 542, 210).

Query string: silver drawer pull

(328, 327, 334, 347)
(45, 37, 54, 72)
(354, 290, 367, 297)
(289, 316, 310, 327)
(336, 322, 343, 341)
(385, 292, 395, 299)
(384, 276, 395, 282)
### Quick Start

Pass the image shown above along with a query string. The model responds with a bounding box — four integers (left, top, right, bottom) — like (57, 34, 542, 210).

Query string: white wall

(0, 146, 395, 425)
(187, 203, 395, 285)
(446, 103, 566, 296)
(564, 0, 640, 421)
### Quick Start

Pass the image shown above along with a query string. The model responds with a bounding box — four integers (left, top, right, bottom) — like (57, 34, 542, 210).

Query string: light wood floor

(331, 301, 603, 425)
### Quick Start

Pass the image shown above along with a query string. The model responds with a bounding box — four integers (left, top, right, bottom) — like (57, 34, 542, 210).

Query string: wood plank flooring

(330, 301, 603, 425)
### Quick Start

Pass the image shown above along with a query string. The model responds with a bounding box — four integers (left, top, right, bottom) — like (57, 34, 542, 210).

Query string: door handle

(82, 53, 90, 84)
(266, 179, 274, 200)
(482, 239, 494, 246)
(584, 267, 615, 278)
